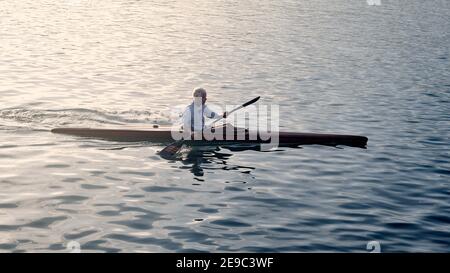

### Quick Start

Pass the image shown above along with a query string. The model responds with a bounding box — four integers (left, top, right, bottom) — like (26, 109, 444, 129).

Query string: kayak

(51, 126, 368, 148)
(52, 127, 368, 148)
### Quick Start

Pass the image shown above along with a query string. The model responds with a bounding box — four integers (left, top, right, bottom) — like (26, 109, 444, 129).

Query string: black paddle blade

(242, 96, 260, 107)
(159, 141, 184, 159)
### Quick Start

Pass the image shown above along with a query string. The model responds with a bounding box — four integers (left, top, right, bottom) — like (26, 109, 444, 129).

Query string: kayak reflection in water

(177, 146, 257, 177)
(182, 87, 228, 137)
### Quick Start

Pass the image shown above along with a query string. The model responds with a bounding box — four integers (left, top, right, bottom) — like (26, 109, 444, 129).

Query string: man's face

(193, 96, 206, 106)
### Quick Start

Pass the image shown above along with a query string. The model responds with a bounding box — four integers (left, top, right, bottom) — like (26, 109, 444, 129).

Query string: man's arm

(205, 106, 227, 119)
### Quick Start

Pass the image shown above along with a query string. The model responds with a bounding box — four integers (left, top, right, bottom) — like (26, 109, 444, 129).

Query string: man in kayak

(182, 87, 227, 136)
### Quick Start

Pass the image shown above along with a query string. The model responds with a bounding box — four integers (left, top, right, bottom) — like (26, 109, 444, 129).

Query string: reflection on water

(177, 146, 258, 177)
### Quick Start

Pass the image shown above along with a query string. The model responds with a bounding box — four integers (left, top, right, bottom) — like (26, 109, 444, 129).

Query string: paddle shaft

(209, 96, 260, 127)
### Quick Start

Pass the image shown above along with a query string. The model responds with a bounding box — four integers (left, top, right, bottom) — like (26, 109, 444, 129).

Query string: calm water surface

(0, 0, 449, 252)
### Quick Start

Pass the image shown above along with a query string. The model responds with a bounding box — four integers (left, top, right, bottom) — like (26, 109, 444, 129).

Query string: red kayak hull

(51, 127, 368, 148)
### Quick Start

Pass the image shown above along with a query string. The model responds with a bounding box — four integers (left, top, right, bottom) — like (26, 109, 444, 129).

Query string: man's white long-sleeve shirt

(182, 102, 218, 132)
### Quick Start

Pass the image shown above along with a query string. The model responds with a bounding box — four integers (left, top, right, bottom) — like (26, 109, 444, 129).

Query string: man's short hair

(192, 87, 207, 98)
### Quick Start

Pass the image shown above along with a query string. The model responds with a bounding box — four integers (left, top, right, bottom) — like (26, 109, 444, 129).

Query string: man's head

(192, 87, 207, 105)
